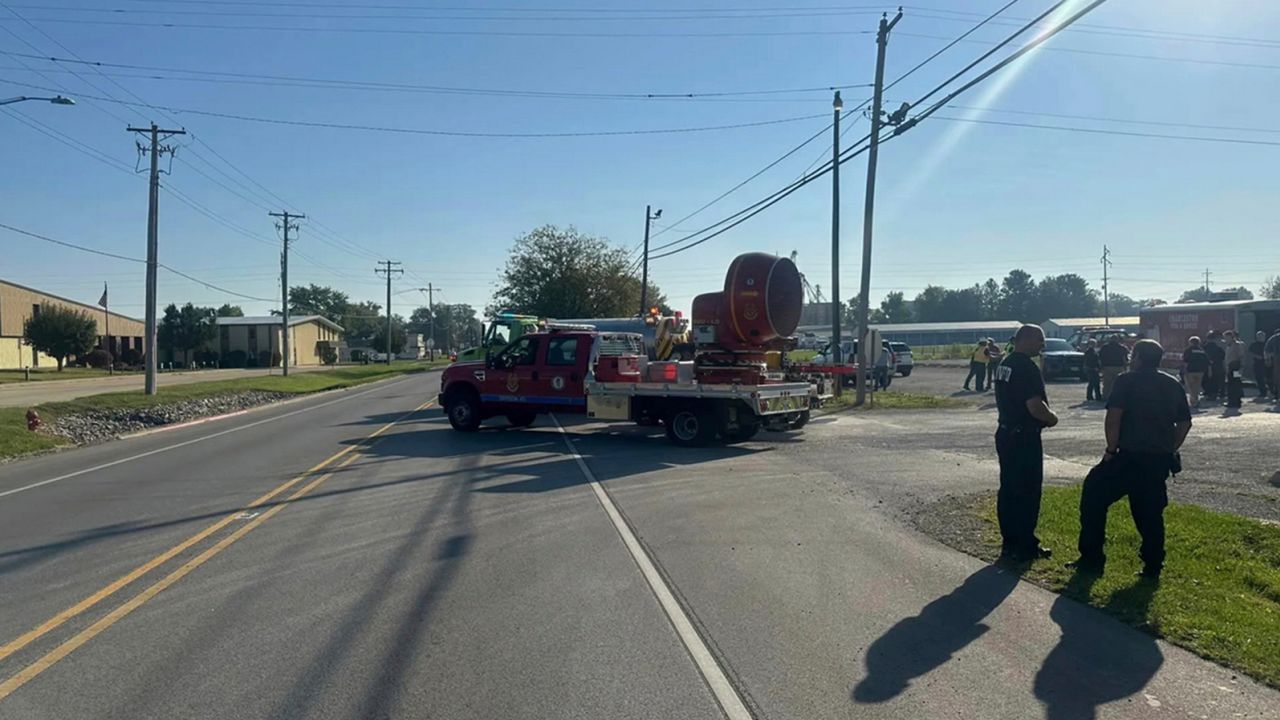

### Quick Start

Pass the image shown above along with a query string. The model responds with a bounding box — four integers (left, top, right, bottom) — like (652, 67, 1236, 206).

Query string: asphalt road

(0, 365, 334, 408)
(0, 370, 1276, 719)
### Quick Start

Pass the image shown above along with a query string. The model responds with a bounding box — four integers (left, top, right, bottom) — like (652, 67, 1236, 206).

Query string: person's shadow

(1034, 571, 1164, 720)
(852, 565, 1022, 703)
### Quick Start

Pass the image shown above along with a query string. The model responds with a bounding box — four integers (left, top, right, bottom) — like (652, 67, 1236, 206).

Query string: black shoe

(1000, 546, 1052, 563)
(1065, 557, 1105, 574)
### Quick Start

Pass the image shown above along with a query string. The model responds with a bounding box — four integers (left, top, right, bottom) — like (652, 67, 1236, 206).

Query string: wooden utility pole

(375, 260, 403, 365)
(127, 123, 185, 395)
(270, 210, 304, 376)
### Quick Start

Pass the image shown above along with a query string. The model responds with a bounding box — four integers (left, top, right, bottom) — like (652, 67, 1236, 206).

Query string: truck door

(541, 334, 589, 413)
(483, 335, 545, 411)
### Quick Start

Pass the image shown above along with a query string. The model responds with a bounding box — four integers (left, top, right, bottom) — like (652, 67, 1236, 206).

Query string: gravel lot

(805, 365, 1280, 524)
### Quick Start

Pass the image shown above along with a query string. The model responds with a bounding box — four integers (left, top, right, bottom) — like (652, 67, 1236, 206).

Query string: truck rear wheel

(446, 391, 481, 432)
(724, 423, 760, 443)
(665, 405, 718, 447)
(789, 410, 810, 429)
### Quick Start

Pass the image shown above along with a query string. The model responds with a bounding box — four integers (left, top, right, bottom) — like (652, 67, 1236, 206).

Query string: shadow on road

(852, 565, 1022, 704)
(1034, 572, 1163, 720)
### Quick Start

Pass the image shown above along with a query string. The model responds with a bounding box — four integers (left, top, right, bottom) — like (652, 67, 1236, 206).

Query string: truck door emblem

(552, 376, 565, 390)
(473, 370, 486, 381)
(506, 374, 520, 393)
(743, 302, 759, 321)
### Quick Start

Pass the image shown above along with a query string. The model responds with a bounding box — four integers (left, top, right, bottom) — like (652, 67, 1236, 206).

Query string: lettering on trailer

(1169, 313, 1199, 330)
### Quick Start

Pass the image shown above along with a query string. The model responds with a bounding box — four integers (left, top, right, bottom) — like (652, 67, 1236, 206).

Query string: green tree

(873, 291, 912, 324)
(215, 303, 244, 317)
(409, 303, 481, 352)
(1035, 273, 1099, 321)
(910, 286, 949, 323)
(158, 303, 217, 366)
(977, 278, 1001, 320)
(999, 269, 1038, 321)
(342, 300, 384, 348)
(289, 284, 350, 323)
(371, 316, 407, 355)
(1261, 276, 1280, 300)
(1178, 286, 1252, 303)
(23, 303, 97, 371)
(490, 225, 667, 318)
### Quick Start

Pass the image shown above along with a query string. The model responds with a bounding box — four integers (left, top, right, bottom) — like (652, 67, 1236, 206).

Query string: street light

(0, 95, 76, 107)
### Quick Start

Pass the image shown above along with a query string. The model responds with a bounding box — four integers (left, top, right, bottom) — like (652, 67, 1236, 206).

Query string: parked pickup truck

(438, 330, 812, 446)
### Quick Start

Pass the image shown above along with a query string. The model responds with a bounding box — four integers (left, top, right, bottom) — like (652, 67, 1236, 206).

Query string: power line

(0, 221, 276, 301)
(12, 6, 893, 22)
(0, 81, 833, 137)
(0, 16, 882, 38)
(928, 115, 1280, 147)
(650, 0, 1112, 261)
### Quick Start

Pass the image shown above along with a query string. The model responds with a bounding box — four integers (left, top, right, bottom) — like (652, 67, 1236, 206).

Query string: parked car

(1041, 338, 1086, 380)
(889, 342, 914, 376)
(797, 332, 822, 350)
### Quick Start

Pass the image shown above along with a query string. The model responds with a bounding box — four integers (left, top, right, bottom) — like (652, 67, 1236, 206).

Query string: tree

(999, 269, 1038, 321)
(873, 291, 912, 324)
(409, 303, 481, 352)
(1262, 276, 1280, 300)
(371, 316, 407, 355)
(289, 284, 350, 323)
(342, 300, 384, 348)
(910, 286, 949, 323)
(977, 278, 1001, 320)
(490, 225, 666, 318)
(215, 304, 244, 317)
(23, 303, 97, 371)
(1035, 273, 1099, 321)
(1179, 286, 1253, 303)
(158, 303, 217, 366)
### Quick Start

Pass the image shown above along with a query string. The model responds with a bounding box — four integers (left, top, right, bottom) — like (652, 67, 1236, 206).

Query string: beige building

(212, 315, 343, 367)
(0, 279, 145, 369)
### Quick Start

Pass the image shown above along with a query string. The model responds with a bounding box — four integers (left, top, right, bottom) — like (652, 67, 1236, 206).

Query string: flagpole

(103, 282, 112, 376)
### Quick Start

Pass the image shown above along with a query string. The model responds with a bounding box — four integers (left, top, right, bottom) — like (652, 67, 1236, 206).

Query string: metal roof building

(796, 320, 1025, 347)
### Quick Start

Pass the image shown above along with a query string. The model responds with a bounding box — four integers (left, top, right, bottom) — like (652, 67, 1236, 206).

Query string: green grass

(822, 389, 967, 411)
(789, 349, 819, 363)
(911, 343, 978, 361)
(0, 361, 441, 461)
(966, 487, 1280, 688)
(0, 367, 139, 384)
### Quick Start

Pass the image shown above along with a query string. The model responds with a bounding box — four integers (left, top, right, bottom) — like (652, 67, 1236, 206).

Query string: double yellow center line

(0, 399, 434, 702)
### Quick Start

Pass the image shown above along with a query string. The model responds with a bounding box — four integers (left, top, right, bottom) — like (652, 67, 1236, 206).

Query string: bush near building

(23, 303, 97, 371)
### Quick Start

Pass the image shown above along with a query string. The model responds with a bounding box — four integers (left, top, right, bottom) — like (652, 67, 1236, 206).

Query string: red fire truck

(438, 253, 814, 446)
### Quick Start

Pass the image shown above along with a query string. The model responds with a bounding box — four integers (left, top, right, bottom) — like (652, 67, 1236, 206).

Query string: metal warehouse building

(0, 279, 145, 369)
(795, 320, 1025, 347)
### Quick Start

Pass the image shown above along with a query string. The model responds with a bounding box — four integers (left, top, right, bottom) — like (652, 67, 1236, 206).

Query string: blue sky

(2, 0, 1278, 323)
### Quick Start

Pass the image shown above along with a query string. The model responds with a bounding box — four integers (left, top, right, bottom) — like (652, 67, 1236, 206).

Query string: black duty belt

(997, 423, 1040, 432)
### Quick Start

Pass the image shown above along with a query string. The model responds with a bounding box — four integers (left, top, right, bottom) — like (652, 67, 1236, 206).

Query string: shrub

(195, 349, 220, 367)
(223, 349, 248, 369)
(320, 345, 338, 365)
(119, 348, 142, 367)
(258, 350, 282, 368)
(84, 348, 112, 369)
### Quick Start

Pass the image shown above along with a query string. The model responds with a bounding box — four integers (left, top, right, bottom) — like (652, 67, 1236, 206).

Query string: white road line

(0, 375, 429, 501)
(553, 418, 752, 720)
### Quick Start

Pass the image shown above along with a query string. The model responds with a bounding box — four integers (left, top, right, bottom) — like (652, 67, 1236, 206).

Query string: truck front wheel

(446, 391, 482, 432)
(665, 406, 717, 447)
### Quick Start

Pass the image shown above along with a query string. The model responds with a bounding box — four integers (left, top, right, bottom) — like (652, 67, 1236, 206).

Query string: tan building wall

(211, 318, 339, 367)
(0, 280, 146, 369)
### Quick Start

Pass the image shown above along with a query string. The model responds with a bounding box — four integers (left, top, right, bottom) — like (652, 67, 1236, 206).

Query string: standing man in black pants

(1203, 331, 1225, 402)
(1070, 340, 1192, 579)
(1082, 338, 1102, 402)
(993, 324, 1058, 563)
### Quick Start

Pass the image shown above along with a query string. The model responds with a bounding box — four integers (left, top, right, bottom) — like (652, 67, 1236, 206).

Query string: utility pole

(1100, 245, 1112, 325)
(854, 9, 903, 407)
(427, 283, 435, 361)
(831, 91, 844, 397)
(127, 122, 185, 396)
(1204, 268, 1212, 295)
(269, 210, 304, 376)
(375, 260, 403, 365)
(640, 206, 661, 315)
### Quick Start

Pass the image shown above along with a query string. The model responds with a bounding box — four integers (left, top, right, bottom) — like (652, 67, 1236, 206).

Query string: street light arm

(0, 95, 75, 106)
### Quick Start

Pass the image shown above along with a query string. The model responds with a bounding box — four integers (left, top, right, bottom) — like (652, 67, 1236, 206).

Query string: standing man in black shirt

(1098, 336, 1129, 401)
(1070, 340, 1192, 579)
(1181, 336, 1209, 408)
(993, 324, 1059, 562)
(1082, 338, 1101, 402)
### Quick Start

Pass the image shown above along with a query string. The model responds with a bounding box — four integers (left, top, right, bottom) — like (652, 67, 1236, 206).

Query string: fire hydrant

(26, 408, 41, 432)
